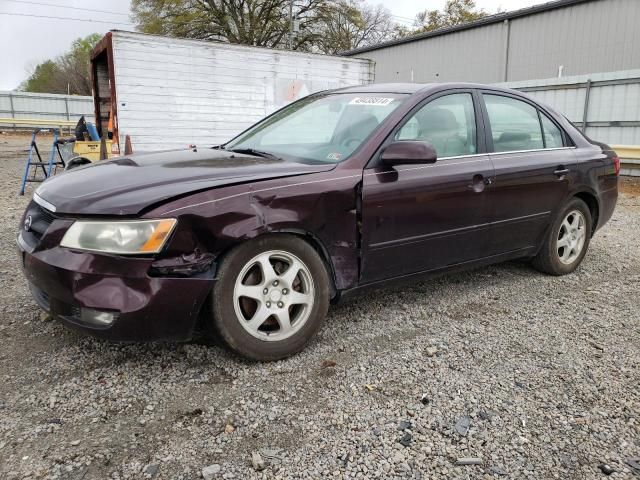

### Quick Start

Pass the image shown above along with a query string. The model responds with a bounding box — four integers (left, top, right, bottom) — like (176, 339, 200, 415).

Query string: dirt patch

(620, 176, 640, 197)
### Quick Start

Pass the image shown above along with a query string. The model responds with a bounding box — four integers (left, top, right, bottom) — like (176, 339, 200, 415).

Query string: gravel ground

(0, 132, 639, 479)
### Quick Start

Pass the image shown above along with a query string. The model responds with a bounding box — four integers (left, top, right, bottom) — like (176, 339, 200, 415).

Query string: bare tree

(133, 0, 327, 49)
(414, 0, 489, 33)
(132, 0, 397, 53)
(310, 0, 396, 54)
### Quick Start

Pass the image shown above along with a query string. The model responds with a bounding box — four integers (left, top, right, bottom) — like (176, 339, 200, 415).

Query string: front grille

(30, 282, 73, 318)
(36, 205, 56, 226)
(29, 283, 50, 311)
(28, 283, 115, 329)
(28, 202, 56, 239)
(21, 201, 57, 249)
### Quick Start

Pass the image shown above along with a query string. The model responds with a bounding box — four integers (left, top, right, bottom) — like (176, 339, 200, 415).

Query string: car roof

(330, 82, 522, 96)
(331, 83, 429, 94)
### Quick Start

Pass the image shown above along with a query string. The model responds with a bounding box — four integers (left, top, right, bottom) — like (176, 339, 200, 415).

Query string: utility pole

(289, 0, 293, 49)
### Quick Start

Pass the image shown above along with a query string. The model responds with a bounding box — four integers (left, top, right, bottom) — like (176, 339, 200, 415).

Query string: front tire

(65, 156, 92, 170)
(211, 234, 330, 361)
(532, 198, 592, 275)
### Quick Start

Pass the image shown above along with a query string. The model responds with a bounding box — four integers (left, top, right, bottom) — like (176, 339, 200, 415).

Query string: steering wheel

(340, 137, 361, 148)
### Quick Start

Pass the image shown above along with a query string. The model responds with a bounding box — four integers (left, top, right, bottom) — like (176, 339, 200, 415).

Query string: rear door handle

(554, 167, 570, 177)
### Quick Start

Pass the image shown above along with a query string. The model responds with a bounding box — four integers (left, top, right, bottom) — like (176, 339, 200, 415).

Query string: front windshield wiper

(228, 148, 282, 160)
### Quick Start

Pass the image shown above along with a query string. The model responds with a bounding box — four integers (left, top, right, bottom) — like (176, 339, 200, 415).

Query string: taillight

(613, 155, 620, 176)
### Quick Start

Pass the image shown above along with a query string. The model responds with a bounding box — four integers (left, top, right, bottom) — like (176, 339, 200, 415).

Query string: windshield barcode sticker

(349, 97, 394, 106)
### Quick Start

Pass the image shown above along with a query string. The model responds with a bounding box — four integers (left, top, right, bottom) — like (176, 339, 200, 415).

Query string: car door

(479, 92, 577, 256)
(360, 90, 494, 283)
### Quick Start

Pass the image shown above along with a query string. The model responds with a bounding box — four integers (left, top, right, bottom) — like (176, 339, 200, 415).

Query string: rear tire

(211, 234, 330, 361)
(532, 197, 592, 275)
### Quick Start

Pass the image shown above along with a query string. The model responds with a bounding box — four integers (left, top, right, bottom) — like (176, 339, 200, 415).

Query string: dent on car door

(360, 91, 494, 284)
(480, 92, 577, 256)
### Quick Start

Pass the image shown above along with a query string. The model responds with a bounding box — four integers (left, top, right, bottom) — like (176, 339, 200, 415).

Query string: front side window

(225, 93, 407, 164)
(396, 93, 477, 158)
(484, 94, 544, 152)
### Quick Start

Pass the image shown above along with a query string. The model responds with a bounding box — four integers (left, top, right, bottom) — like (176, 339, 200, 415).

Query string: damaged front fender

(148, 169, 363, 292)
(150, 250, 216, 277)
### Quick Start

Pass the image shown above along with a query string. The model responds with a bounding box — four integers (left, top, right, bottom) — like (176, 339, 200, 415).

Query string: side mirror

(380, 141, 438, 165)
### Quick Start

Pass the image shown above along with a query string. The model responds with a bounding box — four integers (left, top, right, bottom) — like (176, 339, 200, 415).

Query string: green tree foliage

(20, 33, 102, 95)
(414, 0, 489, 33)
(131, 0, 396, 53)
(19, 61, 62, 93)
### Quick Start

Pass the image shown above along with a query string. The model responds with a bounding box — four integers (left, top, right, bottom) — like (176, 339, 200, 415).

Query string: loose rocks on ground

(0, 136, 638, 479)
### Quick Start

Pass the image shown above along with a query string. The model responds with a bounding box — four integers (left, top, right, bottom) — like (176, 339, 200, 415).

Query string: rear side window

(484, 94, 544, 152)
(540, 113, 564, 148)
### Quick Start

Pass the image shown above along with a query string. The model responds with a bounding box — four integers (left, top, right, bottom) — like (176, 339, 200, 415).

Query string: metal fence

(500, 69, 640, 146)
(0, 91, 94, 127)
(499, 69, 640, 175)
(2, 72, 639, 174)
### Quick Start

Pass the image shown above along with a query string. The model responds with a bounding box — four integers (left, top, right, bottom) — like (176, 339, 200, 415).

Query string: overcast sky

(0, 0, 547, 91)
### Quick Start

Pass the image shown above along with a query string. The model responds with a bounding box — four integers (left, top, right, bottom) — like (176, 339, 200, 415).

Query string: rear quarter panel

(572, 143, 618, 231)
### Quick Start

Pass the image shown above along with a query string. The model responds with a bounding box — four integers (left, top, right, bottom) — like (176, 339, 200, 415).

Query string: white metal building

(91, 31, 374, 151)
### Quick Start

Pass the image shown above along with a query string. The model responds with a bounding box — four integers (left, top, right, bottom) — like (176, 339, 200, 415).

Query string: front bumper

(18, 232, 215, 342)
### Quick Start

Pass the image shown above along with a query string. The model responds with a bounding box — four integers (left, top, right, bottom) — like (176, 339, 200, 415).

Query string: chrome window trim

(438, 147, 576, 160)
(437, 152, 490, 160)
(486, 146, 577, 157)
(33, 191, 57, 213)
(436, 146, 576, 161)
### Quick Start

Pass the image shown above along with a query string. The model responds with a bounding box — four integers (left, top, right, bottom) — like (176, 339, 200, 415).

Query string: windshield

(225, 93, 408, 164)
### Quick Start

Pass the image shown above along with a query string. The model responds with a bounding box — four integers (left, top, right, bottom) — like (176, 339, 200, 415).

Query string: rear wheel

(211, 235, 330, 360)
(532, 198, 592, 275)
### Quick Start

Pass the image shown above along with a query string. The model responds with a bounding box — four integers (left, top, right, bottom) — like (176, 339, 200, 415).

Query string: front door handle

(468, 174, 490, 193)
(554, 166, 570, 177)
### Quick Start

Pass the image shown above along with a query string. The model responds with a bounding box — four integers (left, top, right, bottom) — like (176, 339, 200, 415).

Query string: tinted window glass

(396, 93, 477, 158)
(226, 93, 406, 164)
(484, 95, 543, 152)
(540, 113, 564, 148)
(260, 102, 344, 146)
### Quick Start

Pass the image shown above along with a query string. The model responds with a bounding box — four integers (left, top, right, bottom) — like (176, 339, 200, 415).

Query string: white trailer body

(90, 31, 375, 152)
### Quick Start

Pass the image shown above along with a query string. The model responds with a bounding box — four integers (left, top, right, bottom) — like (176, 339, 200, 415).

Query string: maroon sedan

(18, 83, 619, 360)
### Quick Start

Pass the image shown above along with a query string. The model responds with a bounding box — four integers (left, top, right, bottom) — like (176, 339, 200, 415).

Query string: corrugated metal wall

(112, 32, 375, 150)
(507, 0, 640, 80)
(353, 0, 640, 84)
(500, 69, 640, 146)
(360, 23, 505, 84)
(0, 91, 94, 123)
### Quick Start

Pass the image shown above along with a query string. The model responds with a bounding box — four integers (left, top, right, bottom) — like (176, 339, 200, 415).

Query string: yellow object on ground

(612, 145, 640, 160)
(612, 145, 640, 176)
(73, 141, 113, 161)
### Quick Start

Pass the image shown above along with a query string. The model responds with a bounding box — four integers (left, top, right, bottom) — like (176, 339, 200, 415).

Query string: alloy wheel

(233, 250, 315, 341)
(557, 209, 586, 265)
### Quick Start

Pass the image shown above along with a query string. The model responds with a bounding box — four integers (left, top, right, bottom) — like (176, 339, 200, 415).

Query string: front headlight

(60, 219, 177, 254)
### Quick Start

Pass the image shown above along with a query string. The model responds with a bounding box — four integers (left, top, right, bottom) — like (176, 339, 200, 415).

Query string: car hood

(36, 148, 335, 215)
